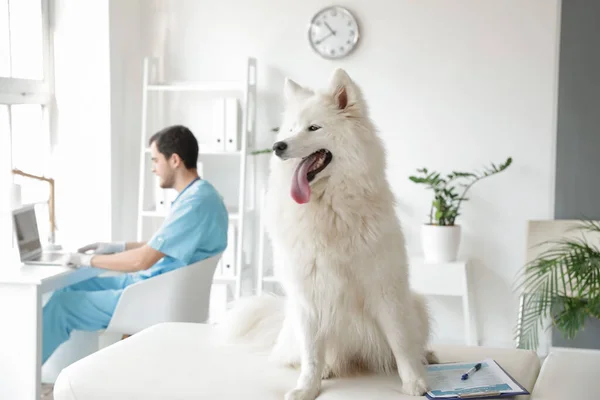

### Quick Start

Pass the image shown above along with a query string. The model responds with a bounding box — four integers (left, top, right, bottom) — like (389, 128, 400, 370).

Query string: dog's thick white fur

(218, 69, 435, 400)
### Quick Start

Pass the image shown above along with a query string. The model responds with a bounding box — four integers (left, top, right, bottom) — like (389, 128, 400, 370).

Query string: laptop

(12, 205, 64, 265)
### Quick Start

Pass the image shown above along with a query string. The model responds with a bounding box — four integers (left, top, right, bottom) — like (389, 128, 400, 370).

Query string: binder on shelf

(221, 225, 237, 277)
(165, 188, 177, 209)
(197, 161, 204, 179)
(224, 97, 240, 152)
(209, 98, 226, 152)
(154, 177, 177, 213)
(154, 176, 164, 211)
(216, 259, 224, 277)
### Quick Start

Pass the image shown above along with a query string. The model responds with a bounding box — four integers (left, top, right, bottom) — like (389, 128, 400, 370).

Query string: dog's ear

(328, 68, 360, 111)
(284, 78, 313, 102)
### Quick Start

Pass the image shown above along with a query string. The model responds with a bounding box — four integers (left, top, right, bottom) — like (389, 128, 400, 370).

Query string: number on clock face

(308, 6, 359, 59)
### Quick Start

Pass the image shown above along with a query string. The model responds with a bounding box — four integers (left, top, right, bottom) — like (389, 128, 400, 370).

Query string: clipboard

(424, 358, 530, 399)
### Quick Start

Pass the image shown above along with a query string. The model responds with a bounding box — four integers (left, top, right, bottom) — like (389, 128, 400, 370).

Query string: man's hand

(62, 253, 94, 269)
(78, 242, 126, 255)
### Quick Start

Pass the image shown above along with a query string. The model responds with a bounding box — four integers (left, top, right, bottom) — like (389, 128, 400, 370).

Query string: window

(1, 0, 54, 249)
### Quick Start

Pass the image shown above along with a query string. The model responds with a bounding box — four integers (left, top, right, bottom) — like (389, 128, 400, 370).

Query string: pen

(461, 363, 482, 381)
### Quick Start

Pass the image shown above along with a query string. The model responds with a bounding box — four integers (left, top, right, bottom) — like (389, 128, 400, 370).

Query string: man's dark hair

(148, 125, 199, 169)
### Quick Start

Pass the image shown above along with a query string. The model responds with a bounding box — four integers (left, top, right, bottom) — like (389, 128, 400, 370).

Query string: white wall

(52, 0, 112, 248)
(110, 0, 561, 347)
(109, 0, 145, 242)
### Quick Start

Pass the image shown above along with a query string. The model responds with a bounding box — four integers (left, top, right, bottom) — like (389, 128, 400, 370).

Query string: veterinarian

(41, 125, 229, 365)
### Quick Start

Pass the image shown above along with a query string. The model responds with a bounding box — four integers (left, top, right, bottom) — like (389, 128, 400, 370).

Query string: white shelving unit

(136, 56, 257, 299)
(256, 188, 275, 295)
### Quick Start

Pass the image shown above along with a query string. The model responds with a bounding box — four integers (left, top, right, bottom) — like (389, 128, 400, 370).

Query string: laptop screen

(13, 206, 42, 260)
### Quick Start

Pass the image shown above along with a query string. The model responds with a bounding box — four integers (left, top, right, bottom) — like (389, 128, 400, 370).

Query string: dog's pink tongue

(291, 156, 316, 204)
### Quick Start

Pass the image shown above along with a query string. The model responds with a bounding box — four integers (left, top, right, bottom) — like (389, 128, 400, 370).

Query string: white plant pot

(420, 224, 461, 263)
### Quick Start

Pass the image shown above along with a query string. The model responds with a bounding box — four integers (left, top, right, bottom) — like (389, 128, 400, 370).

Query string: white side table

(409, 258, 479, 346)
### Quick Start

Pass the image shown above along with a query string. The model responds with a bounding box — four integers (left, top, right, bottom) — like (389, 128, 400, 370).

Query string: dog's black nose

(273, 141, 288, 157)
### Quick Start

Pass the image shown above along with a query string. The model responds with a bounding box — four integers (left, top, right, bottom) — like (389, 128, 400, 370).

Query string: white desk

(0, 264, 105, 400)
(409, 258, 479, 346)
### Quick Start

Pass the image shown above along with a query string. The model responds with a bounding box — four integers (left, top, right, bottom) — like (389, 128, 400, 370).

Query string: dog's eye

(307, 125, 321, 132)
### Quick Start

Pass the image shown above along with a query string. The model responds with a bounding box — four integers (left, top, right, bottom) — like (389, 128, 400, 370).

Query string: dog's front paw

(284, 387, 319, 400)
(400, 377, 429, 396)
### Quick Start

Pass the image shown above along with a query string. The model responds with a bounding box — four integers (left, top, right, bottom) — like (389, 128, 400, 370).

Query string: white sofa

(53, 322, 598, 400)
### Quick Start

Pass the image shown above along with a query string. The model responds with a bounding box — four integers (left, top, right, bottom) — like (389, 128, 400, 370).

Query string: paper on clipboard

(425, 358, 528, 398)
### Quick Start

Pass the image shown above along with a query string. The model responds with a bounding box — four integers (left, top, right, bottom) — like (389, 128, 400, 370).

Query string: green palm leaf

(514, 221, 600, 349)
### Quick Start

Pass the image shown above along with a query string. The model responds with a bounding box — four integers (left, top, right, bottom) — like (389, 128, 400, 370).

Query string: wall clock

(308, 6, 360, 60)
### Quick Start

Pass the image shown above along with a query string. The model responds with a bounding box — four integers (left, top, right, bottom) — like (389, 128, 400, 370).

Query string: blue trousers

(42, 274, 134, 364)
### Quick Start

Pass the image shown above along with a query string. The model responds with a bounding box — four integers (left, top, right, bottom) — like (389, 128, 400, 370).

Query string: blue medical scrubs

(42, 178, 228, 364)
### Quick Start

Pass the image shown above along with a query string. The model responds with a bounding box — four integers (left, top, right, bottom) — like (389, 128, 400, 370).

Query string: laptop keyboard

(38, 253, 64, 262)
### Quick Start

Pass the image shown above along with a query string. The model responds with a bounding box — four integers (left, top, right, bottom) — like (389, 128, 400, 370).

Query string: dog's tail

(215, 293, 286, 350)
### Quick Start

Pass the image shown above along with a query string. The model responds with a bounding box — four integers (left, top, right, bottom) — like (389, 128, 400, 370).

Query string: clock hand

(324, 21, 336, 35)
(315, 32, 334, 45)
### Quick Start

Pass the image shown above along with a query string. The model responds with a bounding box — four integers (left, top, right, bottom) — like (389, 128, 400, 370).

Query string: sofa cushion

(54, 322, 541, 400)
(530, 349, 600, 400)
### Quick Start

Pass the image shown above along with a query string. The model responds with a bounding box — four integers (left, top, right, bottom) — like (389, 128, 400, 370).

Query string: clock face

(308, 6, 359, 60)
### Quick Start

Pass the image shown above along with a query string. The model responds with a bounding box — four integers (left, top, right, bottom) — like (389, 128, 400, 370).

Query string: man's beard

(160, 175, 174, 189)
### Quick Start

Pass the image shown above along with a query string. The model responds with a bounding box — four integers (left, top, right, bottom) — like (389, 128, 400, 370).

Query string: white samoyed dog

(219, 68, 435, 400)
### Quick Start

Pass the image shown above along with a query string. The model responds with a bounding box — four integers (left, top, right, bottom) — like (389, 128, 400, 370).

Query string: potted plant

(409, 157, 512, 263)
(514, 220, 600, 350)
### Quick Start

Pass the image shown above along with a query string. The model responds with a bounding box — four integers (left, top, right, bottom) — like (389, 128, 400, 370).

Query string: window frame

(0, 0, 54, 107)
(0, 0, 55, 250)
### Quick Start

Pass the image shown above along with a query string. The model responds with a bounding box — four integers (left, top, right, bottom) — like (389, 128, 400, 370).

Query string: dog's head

(272, 68, 384, 204)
